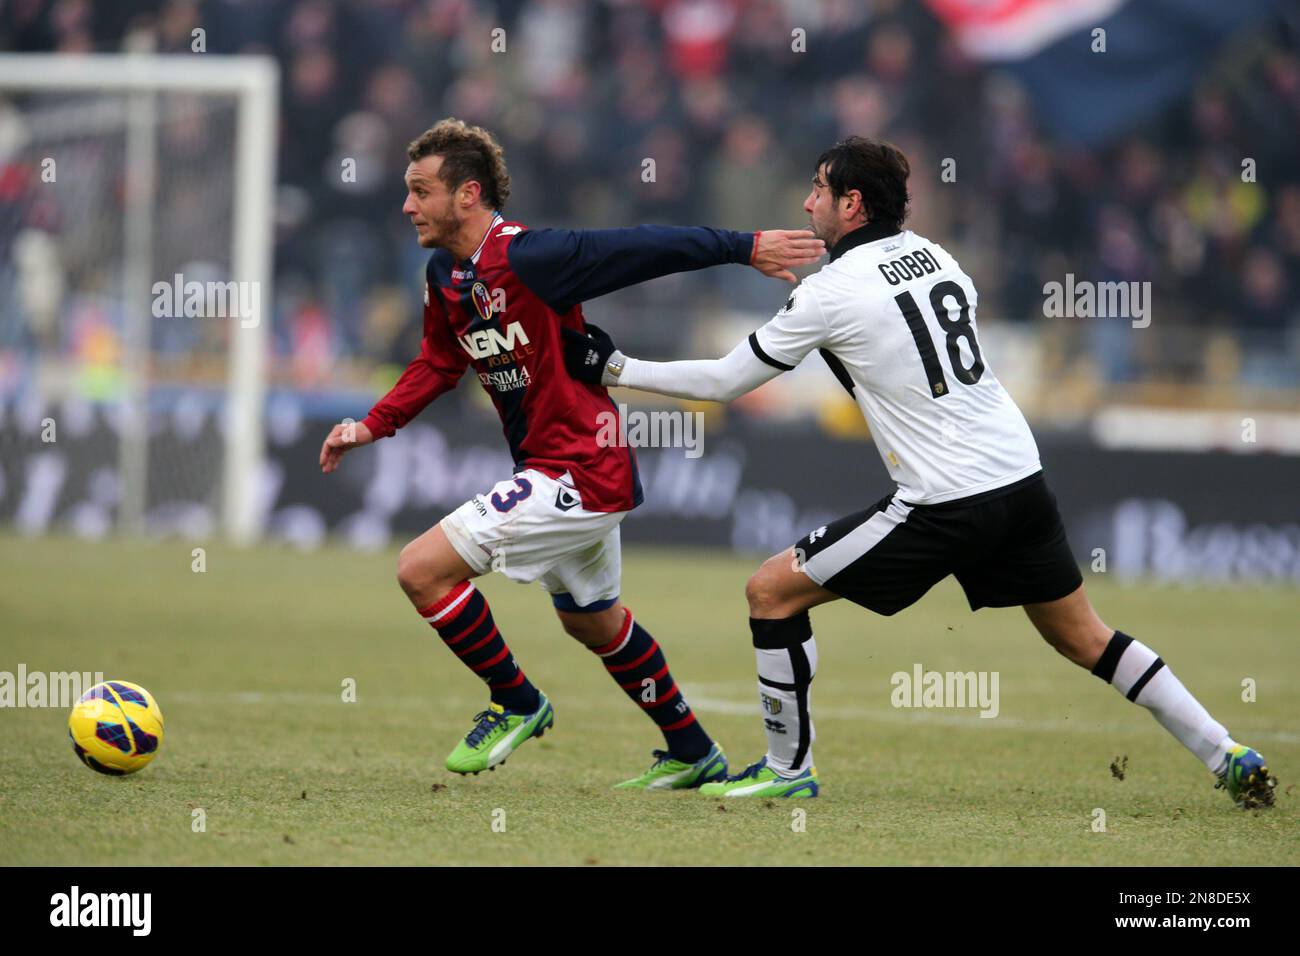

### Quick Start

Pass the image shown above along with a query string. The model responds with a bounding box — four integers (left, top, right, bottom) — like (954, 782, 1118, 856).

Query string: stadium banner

(925, 0, 1283, 146)
(1, 392, 1297, 584)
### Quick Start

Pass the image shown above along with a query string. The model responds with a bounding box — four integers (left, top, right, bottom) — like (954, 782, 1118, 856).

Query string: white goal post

(0, 53, 277, 545)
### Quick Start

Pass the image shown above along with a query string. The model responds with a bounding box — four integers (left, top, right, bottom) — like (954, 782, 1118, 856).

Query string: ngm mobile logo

(50, 886, 151, 936)
(458, 320, 534, 367)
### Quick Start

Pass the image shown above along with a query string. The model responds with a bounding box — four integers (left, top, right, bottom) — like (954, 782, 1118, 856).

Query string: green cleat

(1216, 745, 1276, 809)
(699, 756, 819, 798)
(614, 743, 728, 790)
(444, 694, 554, 775)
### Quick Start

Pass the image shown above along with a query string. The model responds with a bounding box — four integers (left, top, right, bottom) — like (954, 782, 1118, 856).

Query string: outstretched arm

(607, 339, 783, 403)
(508, 226, 824, 313)
(563, 282, 832, 403)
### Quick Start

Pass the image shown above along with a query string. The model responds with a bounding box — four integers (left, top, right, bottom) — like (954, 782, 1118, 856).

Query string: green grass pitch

(1, 533, 1295, 866)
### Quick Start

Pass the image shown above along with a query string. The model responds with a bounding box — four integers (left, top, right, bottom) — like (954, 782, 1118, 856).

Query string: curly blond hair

(407, 118, 511, 211)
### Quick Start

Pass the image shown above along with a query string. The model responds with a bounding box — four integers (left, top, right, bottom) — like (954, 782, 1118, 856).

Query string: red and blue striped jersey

(362, 216, 757, 513)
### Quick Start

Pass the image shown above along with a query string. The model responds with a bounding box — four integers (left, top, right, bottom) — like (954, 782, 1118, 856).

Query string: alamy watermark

(596, 403, 704, 459)
(0, 667, 106, 708)
(151, 273, 261, 328)
(890, 662, 999, 718)
(49, 886, 151, 936)
(1042, 274, 1151, 329)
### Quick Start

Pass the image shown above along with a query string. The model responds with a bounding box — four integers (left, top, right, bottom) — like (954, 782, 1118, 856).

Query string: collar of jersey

(828, 219, 902, 263)
(463, 212, 504, 267)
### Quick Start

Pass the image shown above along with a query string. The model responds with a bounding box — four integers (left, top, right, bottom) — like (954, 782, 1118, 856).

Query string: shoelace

(465, 709, 506, 747)
(731, 758, 768, 781)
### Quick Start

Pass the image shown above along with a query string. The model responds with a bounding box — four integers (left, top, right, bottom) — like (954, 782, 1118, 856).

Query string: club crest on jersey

(761, 693, 783, 715)
(471, 281, 494, 321)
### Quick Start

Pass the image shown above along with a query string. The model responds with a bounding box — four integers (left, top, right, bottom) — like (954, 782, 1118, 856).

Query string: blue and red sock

(418, 582, 540, 714)
(590, 607, 712, 763)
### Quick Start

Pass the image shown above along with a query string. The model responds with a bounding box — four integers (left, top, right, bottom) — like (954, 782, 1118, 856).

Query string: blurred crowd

(2, 0, 1298, 397)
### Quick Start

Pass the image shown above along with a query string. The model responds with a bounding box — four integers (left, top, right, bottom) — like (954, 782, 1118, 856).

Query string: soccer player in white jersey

(562, 136, 1275, 807)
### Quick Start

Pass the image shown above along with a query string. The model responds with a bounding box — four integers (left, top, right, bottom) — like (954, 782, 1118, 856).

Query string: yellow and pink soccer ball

(68, 680, 165, 775)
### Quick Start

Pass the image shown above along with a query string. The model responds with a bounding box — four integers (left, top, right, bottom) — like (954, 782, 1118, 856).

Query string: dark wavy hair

(815, 136, 911, 231)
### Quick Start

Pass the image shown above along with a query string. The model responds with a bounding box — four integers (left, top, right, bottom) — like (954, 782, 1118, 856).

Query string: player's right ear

(842, 189, 866, 221)
(458, 179, 483, 209)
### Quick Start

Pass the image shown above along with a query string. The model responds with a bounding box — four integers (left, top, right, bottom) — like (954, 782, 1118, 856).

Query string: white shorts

(440, 468, 625, 610)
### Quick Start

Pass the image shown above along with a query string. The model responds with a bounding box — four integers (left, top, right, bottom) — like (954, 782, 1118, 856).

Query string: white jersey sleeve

(617, 339, 781, 403)
(749, 282, 833, 370)
(612, 281, 833, 401)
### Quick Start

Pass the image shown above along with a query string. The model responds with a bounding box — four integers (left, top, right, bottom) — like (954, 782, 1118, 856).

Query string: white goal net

(0, 54, 276, 544)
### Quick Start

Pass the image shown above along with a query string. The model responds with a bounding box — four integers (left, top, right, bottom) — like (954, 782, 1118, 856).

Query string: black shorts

(796, 472, 1083, 615)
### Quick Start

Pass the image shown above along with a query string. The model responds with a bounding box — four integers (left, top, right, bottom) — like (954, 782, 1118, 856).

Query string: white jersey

(750, 227, 1040, 504)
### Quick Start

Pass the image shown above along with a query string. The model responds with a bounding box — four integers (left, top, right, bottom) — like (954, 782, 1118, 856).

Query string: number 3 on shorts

(490, 477, 533, 513)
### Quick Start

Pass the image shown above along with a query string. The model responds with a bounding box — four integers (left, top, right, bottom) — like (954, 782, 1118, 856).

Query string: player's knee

(556, 606, 624, 647)
(558, 615, 597, 642)
(396, 541, 453, 600)
(395, 543, 422, 595)
(1040, 625, 1101, 668)
(745, 567, 783, 617)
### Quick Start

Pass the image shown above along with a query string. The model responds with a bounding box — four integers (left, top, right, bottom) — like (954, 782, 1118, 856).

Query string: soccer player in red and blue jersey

(319, 118, 824, 786)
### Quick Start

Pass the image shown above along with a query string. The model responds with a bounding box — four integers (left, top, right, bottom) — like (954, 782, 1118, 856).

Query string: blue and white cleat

(1216, 745, 1276, 809)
